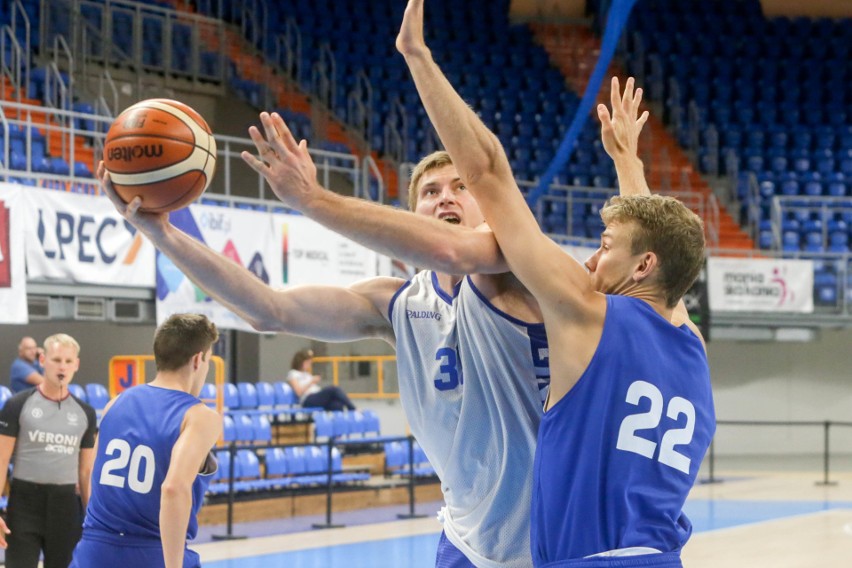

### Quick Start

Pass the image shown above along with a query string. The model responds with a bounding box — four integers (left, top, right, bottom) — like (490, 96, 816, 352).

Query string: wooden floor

(193, 469, 852, 567)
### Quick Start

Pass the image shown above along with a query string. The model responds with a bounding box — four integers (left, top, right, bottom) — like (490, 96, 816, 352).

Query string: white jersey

(390, 270, 549, 568)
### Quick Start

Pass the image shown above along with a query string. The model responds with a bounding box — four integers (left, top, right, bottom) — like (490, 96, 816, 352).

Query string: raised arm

(599, 76, 650, 197)
(395, 0, 595, 317)
(599, 77, 703, 343)
(98, 165, 395, 343)
(240, 113, 508, 275)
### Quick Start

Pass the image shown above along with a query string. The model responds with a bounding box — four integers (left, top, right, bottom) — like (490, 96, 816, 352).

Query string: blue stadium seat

(274, 382, 297, 407)
(85, 384, 110, 410)
(223, 383, 240, 409)
(236, 382, 258, 409)
(68, 383, 87, 403)
(200, 383, 217, 407)
(256, 381, 275, 407)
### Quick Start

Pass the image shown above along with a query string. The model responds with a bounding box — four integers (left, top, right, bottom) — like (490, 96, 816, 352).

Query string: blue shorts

(435, 530, 476, 568)
(70, 531, 201, 568)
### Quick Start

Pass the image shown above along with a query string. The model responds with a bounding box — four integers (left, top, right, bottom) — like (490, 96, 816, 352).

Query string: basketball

(103, 99, 217, 213)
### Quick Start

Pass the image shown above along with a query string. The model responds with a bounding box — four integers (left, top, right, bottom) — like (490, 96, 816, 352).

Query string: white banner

(707, 257, 814, 313)
(0, 184, 29, 323)
(23, 187, 155, 286)
(156, 205, 278, 330)
(276, 215, 378, 288)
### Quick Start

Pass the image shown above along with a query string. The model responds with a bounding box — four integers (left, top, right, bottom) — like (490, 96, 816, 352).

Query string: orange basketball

(103, 99, 217, 213)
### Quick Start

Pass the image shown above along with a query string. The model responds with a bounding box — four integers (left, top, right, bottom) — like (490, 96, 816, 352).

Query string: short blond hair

(600, 195, 705, 308)
(43, 334, 81, 356)
(407, 151, 454, 211)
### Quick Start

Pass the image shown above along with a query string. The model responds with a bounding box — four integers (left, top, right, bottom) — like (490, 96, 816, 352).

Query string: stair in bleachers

(167, 0, 400, 198)
(531, 22, 754, 250)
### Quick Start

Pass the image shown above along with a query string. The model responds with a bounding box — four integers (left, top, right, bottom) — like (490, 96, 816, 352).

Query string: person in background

(9, 337, 44, 394)
(287, 348, 356, 411)
(0, 334, 97, 568)
(70, 313, 221, 568)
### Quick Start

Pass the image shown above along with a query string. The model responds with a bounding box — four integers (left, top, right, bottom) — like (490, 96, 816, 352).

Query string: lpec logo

(38, 210, 142, 266)
(0, 200, 10, 288)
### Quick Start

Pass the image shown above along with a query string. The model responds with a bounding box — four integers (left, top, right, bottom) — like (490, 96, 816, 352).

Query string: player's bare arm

(240, 112, 508, 275)
(78, 447, 95, 508)
(99, 165, 396, 343)
(599, 76, 651, 197)
(160, 404, 221, 568)
(396, 0, 600, 320)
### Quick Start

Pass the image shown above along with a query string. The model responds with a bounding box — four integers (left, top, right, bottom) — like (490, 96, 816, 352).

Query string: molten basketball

(103, 99, 217, 213)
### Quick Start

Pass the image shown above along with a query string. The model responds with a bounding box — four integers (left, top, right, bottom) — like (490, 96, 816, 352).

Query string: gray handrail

(383, 97, 407, 165)
(361, 155, 384, 203)
(0, 27, 23, 102)
(11, 0, 30, 101)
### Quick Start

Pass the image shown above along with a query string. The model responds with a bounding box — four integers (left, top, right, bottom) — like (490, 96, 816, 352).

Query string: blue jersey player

(71, 314, 221, 568)
(389, 1, 717, 564)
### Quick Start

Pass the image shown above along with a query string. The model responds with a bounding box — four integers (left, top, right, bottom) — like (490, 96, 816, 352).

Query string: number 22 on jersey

(616, 380, 696, 474)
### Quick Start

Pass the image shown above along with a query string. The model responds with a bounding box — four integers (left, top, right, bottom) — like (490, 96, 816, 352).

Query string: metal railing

(703, 420, 852, 486)
(312, 355, 399, 400)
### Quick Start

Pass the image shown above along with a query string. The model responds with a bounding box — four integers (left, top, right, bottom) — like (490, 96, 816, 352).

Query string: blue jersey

(83, 384, 214, 543)
(531, 295, 715, 565)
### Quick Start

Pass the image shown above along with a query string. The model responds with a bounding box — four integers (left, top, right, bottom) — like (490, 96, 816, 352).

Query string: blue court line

(684, 499, 852, 532)
(204, 500, 852, 567)
(205, 533, 440, 568)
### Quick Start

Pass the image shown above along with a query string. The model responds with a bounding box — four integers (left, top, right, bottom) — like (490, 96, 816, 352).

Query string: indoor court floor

(195, 470, 852, 567)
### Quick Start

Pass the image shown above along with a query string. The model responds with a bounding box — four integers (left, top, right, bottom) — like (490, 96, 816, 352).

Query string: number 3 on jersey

(434, 347, 463, 391)
(616, 380, 696, 474)
(99, 438, 156, 494)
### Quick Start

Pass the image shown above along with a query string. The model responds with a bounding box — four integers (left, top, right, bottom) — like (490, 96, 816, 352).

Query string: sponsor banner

(156, 205, 278, 331)
(707, 257, 814, 313)
(23, 187, 155, 286)
(276, 215, 378, 287)
(0, 184, 28, 323)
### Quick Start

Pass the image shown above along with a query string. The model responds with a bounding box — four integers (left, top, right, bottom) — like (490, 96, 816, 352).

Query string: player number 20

(615, 380, 696, 474)
(99, 438, 156, 494)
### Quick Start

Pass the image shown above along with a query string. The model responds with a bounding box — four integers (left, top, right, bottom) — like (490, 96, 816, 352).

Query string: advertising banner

(22, 187, 155, 286)
(156, 205, 278, 330)
(0, 183, 28, 323)
(707, 257, 814, 313)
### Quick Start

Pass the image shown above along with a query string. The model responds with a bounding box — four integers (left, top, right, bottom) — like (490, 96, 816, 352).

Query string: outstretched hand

(396, 0, 428, 58)
(97, 162, 169, 236)
(241, 112, 320, 212)
(597, 76, 649, 161)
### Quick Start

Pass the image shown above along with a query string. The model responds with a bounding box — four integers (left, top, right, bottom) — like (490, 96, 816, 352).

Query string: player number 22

(99, 438, 156, 494)
(615, 380, 696, 474)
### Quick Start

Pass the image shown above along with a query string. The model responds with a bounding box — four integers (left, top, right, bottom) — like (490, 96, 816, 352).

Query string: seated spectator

(9, 336, 44, 393)
(287, 349, 355, 411)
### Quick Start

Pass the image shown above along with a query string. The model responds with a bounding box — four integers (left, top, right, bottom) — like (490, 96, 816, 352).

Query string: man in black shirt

(0, 334, 97, 568)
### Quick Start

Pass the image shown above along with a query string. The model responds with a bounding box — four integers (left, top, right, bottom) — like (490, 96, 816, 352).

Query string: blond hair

(407, 151, 454, 211)
(43, 334, 80, 356)
(600, 195, 705, 308)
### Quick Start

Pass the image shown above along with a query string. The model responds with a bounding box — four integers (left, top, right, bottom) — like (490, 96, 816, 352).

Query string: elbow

(161, 480, 191, 502)
(431, 242, 477, 275)
(464, 132, 509, 185)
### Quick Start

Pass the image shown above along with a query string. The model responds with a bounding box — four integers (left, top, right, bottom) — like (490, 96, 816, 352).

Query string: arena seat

(68, 383, 87, 403)
(84, 384, 110, 410)
(236, 382, 259, 409)
(0, 386, 11, 409)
